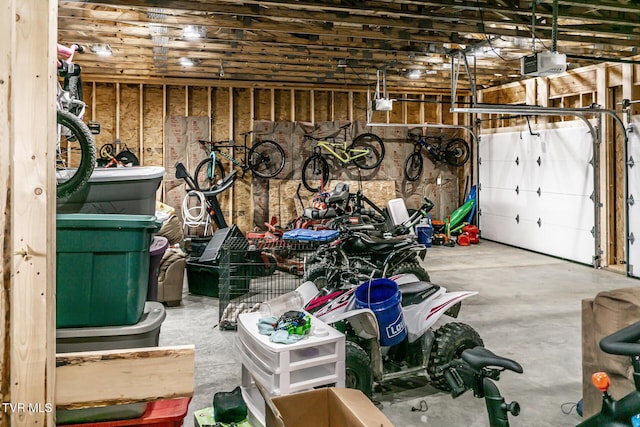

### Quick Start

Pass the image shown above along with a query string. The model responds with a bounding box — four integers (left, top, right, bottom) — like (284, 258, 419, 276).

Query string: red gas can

(462, 225, 480, 244)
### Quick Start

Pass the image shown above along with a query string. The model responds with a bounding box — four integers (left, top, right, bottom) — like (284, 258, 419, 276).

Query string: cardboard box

(265, 387, 394, 427)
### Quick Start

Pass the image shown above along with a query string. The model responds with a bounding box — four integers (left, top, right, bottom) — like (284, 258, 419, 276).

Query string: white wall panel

(479, 126, 595, 265)
(627, 116, 640, 277)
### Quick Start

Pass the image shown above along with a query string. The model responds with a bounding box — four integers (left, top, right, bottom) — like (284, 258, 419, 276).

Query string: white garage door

(627, 116, 640, 278)
(479, 126, 596, 265)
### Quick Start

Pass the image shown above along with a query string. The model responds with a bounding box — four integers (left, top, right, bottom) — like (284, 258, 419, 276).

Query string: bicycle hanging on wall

(403, 132, 470, 182)
(56, 43, 100, 198)
(301, 122, 385, 193)
(194, 130, 285, 191)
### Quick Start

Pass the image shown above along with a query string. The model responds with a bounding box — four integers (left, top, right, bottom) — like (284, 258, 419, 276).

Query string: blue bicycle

(194, 131, 285, 191)
(404, 133, 470, 181)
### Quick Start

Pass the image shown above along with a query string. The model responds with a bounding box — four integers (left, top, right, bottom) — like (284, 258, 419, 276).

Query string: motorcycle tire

(427, 322, 484, 392)
(345, 341, 373, 398)
(387, 261, 430, 282)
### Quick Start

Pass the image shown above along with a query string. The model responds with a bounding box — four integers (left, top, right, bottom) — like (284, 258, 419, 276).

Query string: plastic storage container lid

(87, 166, 165, 182)
(56, 213, 161, 230)
(56, 302, 166, 339)
(150, 236, 169, 256)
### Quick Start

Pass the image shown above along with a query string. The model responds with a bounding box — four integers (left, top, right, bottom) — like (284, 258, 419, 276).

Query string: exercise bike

(440, 319, 640, 426)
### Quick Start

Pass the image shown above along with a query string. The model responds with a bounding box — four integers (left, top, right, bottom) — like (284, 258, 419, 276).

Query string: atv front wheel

(427, 322, 483, 391)
(303, 263, 330, 289)
(387, 261, 430, 282)
(345, 341, 373, 398)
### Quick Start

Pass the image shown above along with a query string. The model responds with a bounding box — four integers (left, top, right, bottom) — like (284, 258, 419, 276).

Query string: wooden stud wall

(81, 79, 460, 231)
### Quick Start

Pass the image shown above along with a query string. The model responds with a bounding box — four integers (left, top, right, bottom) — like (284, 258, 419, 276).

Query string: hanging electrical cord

(182, 190, 209, 228)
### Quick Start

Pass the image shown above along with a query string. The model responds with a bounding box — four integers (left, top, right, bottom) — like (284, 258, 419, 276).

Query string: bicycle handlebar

(57, 44, 83, 60)
(600, 319, 640, 356)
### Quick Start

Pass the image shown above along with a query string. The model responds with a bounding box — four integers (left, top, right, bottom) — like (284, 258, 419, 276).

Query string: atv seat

(398, 281, 440, 307)
(303, 182, 351, 219)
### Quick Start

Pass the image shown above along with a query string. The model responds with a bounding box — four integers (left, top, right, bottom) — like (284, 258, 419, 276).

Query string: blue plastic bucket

(354, 278, 406, 346)
(416, 225, 433, 248)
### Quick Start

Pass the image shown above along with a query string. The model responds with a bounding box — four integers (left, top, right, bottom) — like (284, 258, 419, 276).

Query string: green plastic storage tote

(56, 214, 160, 328)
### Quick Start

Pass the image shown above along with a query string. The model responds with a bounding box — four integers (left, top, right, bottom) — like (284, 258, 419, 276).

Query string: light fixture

(182, 25, 206, 40)
(179, 57, 199, 67)
(337, 59, 348, 68)
(406, 69, 422, 79)
(90, 43, 112, 57)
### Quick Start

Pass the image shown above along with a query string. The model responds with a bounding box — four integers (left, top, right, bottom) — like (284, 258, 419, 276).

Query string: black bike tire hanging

(349, 133, 385, 170)
(56, 109, 97, 199)
(404, 152, 423, 181)
(301, 154, 329, 193)
(443, 138, 470, 167)
(194, 158, 226, 191)
(248, 139, 285, 178)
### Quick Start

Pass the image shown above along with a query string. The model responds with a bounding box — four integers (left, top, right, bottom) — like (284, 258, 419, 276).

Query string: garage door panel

(627, 116, 640, 277)
(479, 160, 521, 188)
(479, 126, 594, 265)
(481, 212, 594, 265)
(514, 191, 594, 232)
(479, 187, 524, 218)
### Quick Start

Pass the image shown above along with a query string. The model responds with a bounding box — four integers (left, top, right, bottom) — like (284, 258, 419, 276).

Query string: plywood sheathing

(252, 120, 458, 228)
(94, 83, 116, 149)
(119, 83, 140, 156)
(163, 116, 210, 216)
(142, 85, 163, 166)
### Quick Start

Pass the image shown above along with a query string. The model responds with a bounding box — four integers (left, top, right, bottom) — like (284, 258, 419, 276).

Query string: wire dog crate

(217, 237, 322, 330)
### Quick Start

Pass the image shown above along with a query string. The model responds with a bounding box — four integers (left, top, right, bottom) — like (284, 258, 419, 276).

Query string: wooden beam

(0, 2, 12, 425)
(6, 1, 57, 426)
(55, 346, 195, 410)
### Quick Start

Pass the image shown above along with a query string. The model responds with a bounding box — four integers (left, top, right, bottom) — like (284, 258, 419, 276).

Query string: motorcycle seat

(399, 282, 440, 307)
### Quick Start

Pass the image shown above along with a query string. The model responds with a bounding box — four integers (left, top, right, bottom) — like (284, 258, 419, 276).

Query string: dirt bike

(302, 227, 430, 288)
(303, 272, 483, 397)
(439, 318, 640, 427)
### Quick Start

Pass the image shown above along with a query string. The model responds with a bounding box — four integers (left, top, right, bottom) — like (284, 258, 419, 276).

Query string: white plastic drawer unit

(235, 311, 346, 396)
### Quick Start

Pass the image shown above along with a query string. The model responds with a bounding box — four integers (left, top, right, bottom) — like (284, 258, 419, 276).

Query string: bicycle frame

(203, 132, 254, 177)
(415, 135, 445, 160)
(313, 139, 370, 164)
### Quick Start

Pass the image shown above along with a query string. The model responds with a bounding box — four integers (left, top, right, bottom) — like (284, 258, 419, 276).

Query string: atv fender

(405, 290, 478, 343)
(327, 309, 384, 380)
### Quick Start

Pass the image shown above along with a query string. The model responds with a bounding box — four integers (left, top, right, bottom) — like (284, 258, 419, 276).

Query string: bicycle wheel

(349, 133, 385, 169)
(301, 154, 330, 193)
(56, 109, 96, 199)
(248, 139, 285, 178)
(194, 157, 226, 191)
(443, 138, 470, 167)
(404, 152, 423, 181)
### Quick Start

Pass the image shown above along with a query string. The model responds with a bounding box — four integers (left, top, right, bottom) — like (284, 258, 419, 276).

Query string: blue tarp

(282, 228, 339, 241)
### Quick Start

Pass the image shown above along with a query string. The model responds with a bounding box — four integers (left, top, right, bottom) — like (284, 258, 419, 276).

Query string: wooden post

(1, 1, 57, 426)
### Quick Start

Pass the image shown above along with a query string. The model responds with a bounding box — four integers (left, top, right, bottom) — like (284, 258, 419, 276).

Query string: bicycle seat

(340, 122, 352, 130)
(461, 346, 523, 373)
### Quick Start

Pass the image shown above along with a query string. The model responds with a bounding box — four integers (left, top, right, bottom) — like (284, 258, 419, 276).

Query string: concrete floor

(159, 240, 639, 427)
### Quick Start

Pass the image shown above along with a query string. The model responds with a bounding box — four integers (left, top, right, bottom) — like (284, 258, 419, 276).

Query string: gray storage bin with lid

(55, 302, 166, 425)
